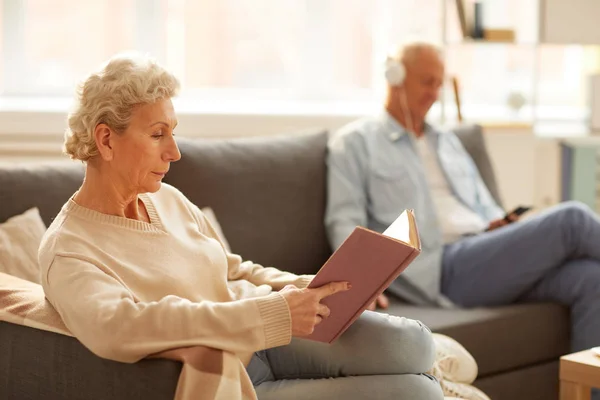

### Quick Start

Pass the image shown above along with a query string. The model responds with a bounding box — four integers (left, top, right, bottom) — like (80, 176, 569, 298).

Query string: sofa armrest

(0, 321, 181, 400)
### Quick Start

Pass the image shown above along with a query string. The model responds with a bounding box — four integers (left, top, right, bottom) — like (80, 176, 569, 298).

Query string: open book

(305, 209, 421, 343)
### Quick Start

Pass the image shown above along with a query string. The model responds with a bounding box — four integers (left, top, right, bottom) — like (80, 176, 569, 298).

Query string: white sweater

(39, 183, 313, 365)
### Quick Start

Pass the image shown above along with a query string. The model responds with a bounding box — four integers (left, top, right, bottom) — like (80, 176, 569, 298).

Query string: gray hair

(64, 53, 180, 161)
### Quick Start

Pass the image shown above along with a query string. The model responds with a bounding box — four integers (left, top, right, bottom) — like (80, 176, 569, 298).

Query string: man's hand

(487, 213, 519, 231)
(279, 282, 351, 337)
(366, 293, 389, 311)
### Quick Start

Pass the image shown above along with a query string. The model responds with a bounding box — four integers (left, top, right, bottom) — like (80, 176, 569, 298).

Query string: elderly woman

(38, 54, 444, 400)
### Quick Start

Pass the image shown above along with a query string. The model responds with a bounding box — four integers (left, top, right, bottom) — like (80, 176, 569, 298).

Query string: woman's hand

(279, 282, 351, 337)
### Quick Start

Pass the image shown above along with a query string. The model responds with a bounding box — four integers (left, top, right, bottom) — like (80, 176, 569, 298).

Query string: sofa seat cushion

(386, 301, 569, 377)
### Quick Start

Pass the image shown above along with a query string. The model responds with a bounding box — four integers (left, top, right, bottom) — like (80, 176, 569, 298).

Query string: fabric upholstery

(0, 162, 84, 226)
(165, 131, 330, 276)
(0, 321, 180, 400)
(0, 208, 46, 283)
(0, 271, 70, 335)
(474, 361, 558, 400)
(452, 124, 504, 208)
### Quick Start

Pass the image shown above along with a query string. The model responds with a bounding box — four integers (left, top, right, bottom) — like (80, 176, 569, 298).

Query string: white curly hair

(64, 53, 180, 161)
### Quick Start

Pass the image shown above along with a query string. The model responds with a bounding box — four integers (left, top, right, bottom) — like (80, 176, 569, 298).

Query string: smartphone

(503, 205, 532, 222)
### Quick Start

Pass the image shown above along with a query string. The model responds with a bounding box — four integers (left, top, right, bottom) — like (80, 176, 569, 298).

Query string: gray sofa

(0, 127, 568, 400)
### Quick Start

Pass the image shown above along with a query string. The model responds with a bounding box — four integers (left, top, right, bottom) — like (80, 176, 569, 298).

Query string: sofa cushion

(0, 162, 84, 226)
(387, 301, 569, 377)
(0, 271, 70, 336)
(0, 208, 46, 284)
(452, 124, 503, 208)
(165, 131, 330, 276)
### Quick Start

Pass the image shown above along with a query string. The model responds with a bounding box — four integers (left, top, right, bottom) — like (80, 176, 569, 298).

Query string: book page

(382, 209, 420, 249)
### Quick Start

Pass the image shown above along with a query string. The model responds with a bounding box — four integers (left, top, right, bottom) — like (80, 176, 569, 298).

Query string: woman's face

(110, 98, 180, 194)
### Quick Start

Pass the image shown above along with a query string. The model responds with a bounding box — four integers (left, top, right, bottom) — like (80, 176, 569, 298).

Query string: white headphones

(384, 57, 406, 87)
(384, 56, 414, 133)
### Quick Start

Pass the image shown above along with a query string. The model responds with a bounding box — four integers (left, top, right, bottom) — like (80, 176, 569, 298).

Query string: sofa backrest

(165, 130, 331, 275)
(0, 125, 501, 277)
(0, 163, 84, 226)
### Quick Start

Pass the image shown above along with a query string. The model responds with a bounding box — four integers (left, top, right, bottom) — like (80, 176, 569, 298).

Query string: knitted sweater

(39, 183, 312, 365)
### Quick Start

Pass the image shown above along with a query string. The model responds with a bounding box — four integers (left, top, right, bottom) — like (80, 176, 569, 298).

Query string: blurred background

(2, 0, 599, 123)
(2, 0, 600, 212)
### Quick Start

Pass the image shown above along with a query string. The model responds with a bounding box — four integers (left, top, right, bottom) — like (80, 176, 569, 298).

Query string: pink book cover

(305, 210, 421, 343)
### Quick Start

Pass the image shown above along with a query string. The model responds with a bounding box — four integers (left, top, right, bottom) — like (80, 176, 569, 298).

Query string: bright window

(1, 0, 599, 125)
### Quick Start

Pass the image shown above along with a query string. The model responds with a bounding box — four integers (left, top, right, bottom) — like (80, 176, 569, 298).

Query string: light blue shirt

(325, 111, 504, 306)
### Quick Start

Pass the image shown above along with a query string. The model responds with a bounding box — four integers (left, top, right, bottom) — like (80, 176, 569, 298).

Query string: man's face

(402, 50, 444, 121)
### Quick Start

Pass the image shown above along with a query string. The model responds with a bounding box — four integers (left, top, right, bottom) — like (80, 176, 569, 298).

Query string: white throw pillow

(0, 208, 46, 284)
(201, 207, 232, 253)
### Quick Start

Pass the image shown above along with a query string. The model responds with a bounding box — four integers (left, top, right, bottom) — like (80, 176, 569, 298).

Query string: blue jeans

(442, 201, 600, 399)
(246, 311, 443, 400)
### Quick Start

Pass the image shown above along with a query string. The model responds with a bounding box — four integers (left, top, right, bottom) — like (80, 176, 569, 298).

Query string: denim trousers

(442, 201, 600, 400)
(247, 310, 443, 400)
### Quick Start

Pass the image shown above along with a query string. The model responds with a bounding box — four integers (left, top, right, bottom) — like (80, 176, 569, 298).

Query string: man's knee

(543, 201, 595, 233)
(538, 260, 600, 306)
(557, 201, 594, 220)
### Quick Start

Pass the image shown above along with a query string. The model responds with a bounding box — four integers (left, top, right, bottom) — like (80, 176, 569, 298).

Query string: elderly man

(325, 41, 600, 366)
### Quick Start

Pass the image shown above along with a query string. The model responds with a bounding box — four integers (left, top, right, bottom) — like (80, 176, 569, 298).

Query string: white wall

(484, 129, 561, 211)
(540, 0, 600, 44)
